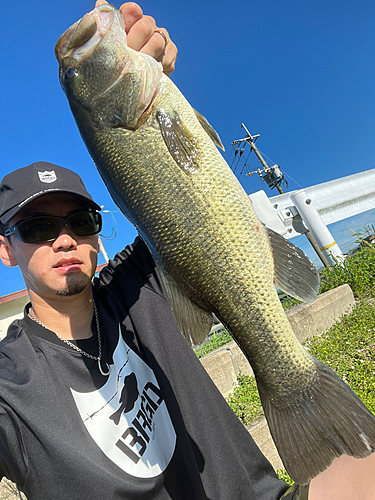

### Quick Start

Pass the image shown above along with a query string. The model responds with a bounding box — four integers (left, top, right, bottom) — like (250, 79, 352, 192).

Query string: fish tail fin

(258, 359, 375, 485)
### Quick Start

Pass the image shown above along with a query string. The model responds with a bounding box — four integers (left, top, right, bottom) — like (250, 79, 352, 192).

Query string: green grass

(305, 299, 375, 413)
(276, 469, 294, 485)
(277, 290, 302, 310)
(320, 241, 375, 299)
(194, 329, 232, 359)
(226, 374, 264, 424)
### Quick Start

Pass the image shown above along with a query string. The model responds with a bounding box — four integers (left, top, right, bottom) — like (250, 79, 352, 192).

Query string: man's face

(0, 193, 100, 300)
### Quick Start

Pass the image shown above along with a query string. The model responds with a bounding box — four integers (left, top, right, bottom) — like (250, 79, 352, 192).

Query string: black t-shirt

(0, 237, 288, 499)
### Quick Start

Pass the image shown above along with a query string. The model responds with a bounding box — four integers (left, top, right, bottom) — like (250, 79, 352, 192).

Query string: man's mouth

(54, 259, 83, 273)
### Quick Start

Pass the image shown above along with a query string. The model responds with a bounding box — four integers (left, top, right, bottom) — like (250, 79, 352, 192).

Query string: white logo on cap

(38, 170, 57, 183)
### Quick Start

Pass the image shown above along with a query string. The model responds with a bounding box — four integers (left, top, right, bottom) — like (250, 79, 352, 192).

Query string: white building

(0, 289, 29, 340)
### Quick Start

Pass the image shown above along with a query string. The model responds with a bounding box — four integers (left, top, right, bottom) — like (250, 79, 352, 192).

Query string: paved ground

(0, 478, 25, 500)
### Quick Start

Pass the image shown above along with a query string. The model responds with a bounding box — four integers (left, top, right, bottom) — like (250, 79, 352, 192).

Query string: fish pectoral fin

(258, 358, 375, 485)
(156, 109, 202, 175)
(156, 265, 213, 347)
(266, 227, 320, 302)
(193, 108, 225, 151)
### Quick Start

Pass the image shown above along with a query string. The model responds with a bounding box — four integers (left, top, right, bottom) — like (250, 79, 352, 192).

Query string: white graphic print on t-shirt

(71, 328, 176, 478)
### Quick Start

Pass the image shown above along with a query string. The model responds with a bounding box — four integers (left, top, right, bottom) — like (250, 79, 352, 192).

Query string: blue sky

(1, 0, 375, 297)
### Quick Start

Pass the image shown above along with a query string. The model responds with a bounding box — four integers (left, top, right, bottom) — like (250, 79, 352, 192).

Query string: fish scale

(56, 4, 375, 485)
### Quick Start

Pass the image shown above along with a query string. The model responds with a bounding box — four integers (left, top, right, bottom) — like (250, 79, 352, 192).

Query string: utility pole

(98, 237, 109, 263)
(232, 123, 333, 268)
(232, 123, 287, 194)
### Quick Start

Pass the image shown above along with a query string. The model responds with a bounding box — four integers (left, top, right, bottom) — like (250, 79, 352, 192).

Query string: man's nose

(52, 223, 77, 250)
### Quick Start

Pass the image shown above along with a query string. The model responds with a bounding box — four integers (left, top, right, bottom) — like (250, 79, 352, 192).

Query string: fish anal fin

(266, 227, 320, 303)
(156, 109, 202, 175)
(258, 359, 375, 485)
(156, 266, 213, 347)
(193, 108, 225, 151)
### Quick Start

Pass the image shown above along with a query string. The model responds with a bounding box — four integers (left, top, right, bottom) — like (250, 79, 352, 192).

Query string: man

(0, 3, 374, 500)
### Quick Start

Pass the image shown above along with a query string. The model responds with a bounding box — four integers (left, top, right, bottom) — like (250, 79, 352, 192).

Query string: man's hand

(95, 1, 177, 76)
(309, 452, 375, 500)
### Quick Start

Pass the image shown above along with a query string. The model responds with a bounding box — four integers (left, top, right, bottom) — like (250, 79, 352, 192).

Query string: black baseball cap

(0, 162, 101, 233)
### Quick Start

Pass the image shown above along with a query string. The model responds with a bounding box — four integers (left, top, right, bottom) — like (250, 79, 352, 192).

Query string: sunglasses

(5, 211, 102, 244)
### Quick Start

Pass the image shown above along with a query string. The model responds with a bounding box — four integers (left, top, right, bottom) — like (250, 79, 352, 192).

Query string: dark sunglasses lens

(18, 217, 60, 243)
(68, 212, 102, 236)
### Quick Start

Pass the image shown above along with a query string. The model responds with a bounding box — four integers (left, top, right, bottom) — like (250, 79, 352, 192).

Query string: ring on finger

(154, 30, 168, 52)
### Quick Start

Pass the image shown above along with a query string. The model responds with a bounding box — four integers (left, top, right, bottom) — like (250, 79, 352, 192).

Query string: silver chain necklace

(28, 302, 110, 377)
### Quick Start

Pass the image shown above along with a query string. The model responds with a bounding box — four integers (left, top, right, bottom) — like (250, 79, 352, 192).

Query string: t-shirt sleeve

(0, 403, 28, 488)
(95, 237, 166, 299)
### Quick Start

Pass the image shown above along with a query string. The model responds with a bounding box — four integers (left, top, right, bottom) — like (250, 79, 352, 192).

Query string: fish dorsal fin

(267, 227, 320, 302)
(156, 109, 202, 175)
(156, 265, 213, 347)
(193, 108, 225, 151)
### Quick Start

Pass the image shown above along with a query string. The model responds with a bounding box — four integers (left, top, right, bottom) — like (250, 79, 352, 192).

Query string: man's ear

(0, 236, 18, 267)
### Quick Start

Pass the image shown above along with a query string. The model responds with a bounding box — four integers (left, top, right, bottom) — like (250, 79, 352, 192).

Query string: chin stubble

(55, 276, 89, 297)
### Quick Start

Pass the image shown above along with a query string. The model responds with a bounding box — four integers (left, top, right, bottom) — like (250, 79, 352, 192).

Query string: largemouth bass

(55, 5, 375, 484)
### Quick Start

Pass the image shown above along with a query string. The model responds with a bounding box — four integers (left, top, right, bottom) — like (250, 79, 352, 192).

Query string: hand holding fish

(95, 0, 177, 75)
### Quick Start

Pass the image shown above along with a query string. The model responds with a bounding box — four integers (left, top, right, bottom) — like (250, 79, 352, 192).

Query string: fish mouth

(55, 4, 163, 129)
(55, 5, 122, 63)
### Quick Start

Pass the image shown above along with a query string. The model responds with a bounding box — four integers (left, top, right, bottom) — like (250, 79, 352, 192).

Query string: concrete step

(0, 478, 24, 500)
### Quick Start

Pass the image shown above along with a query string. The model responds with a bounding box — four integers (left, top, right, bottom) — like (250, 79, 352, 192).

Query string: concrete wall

(285, 283, 355, 344)
(0, 295, 29, 340)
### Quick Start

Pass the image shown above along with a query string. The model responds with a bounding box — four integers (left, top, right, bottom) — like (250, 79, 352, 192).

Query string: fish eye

(64, 68, 78, 81)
